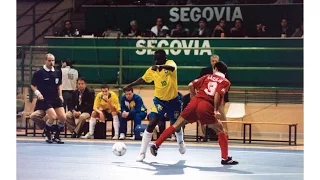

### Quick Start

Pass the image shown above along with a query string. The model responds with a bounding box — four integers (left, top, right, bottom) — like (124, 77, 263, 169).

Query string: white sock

(113, 115, 120, 136)
(140, 129, 153, 154)
(89, 118, 96, 135)
(175, 127, 184, 144)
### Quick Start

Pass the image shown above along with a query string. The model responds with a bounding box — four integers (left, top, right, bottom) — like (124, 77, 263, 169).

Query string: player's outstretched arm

(157, 65, 175, 72)
(123, 77, 146, 91)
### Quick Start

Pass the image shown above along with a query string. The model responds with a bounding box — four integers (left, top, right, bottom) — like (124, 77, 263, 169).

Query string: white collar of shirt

(214, 72, 225, 78)
(199, 28, 204, 35)
(43, 65, 55, 72)
(151, 25, 169, 35)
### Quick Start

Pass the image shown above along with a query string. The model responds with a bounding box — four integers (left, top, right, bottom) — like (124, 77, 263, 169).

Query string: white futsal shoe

(81, 132, 94, 139)
(179, 141, 186, 154)
(119, 133, 125, 140)
(136, 152, 146, 162)
(112, 134, 119, 140)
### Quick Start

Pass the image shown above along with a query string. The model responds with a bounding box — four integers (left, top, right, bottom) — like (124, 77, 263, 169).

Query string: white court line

(17, 142, 303, 156)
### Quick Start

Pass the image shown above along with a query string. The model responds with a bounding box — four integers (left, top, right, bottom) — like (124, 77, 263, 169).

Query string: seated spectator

(122, 20, 142, 37)
(275, 18, 294, 37)
(119, 87, 147, 140)
(251, 22, 268, 37)
(171, 21, 189, 37)
(60, 20, 76, 37)
(291, 22, 303, 37)
(65, 77, 94, 138)
(81, 85, 121, 139)
(229, 18, 247, 37)
(151, 17, 170, 37)
(212, 18, 227, 37)
(191, 18, 212, 37)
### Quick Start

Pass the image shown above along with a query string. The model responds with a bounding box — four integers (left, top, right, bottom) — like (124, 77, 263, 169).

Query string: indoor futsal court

(17, 138, 303, 180)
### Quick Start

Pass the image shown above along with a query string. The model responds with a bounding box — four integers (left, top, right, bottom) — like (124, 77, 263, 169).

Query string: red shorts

(180, 97, 217, 125)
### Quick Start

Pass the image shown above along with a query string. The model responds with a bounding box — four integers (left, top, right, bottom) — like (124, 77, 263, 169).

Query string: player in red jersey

(150, 61, 238, 165)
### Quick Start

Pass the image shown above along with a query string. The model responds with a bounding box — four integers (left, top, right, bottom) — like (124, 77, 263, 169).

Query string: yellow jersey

(93, 91, 121, 112)
(142, 60, 178, 101)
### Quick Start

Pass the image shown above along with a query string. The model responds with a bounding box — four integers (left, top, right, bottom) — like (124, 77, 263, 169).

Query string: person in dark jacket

(65, 77, 94, 138)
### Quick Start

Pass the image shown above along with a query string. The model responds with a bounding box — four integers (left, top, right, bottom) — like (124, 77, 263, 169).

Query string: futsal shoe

(119, 133, 126, 140)
(221, 156, 239, 165)
(52, 136, 64, 144)
(81, 132, 94, 139)
(52, 126, 64, 144)
(150, 144, 158, 156)
(44, 125, 53, 143)
(71, 132, 77, 138)
(136, 152, 146, 162)
(178, 141, 186, 154)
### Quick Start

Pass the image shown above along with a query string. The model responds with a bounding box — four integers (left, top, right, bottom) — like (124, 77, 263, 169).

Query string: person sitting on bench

(81, 85, 120, 140)
(119, 87, 147, 140)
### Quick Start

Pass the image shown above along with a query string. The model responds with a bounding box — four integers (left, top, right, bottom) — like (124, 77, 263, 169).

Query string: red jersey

(192, 72, 230, 104)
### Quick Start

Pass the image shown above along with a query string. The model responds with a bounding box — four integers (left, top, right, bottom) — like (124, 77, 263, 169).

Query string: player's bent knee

(56, 112, 67, 120)
(173, 118, 187, 130)
(146, 118, 158, 133)
(47, 114, 58, 121)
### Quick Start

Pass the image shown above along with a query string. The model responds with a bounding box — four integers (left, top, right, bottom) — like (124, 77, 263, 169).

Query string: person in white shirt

(150, 17, 169, 37)
(61, 59, 79, 112)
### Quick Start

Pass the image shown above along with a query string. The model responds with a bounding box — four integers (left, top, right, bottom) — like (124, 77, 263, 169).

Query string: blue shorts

(149, 95, 182, 124)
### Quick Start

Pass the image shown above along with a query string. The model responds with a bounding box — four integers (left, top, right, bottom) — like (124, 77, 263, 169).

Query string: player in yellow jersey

(81, 85, 121, 140)
(123, 49, 186, 162)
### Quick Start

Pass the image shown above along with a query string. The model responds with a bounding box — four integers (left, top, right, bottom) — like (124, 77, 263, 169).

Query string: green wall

(47, 37, 303, 88)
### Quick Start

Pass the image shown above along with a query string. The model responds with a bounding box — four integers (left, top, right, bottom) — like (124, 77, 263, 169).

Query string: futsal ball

(112, 142, 127, 156)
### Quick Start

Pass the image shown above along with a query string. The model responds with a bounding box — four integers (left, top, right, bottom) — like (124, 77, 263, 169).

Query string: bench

(225, 121, 298, 145)
(25, 114, 136, 139)
(24, 113, 298, 145)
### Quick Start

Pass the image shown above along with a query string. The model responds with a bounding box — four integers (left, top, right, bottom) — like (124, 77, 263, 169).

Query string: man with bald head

(31, 53, 67, 144)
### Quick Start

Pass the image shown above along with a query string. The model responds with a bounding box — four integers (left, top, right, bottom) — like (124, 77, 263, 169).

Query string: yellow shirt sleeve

(93, 92, 102, 110)
(166, 60, 177, 70)
(141, 67, 154, 83)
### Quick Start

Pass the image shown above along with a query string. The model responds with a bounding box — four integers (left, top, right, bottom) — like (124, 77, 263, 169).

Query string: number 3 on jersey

(204, 82, 218, 96)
